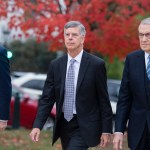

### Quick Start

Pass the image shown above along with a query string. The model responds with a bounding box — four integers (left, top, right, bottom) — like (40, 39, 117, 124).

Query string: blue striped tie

(147, 55, 150, 80)
(64, 59, 76, 121)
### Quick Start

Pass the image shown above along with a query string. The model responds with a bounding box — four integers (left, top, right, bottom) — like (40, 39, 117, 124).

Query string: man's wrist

(114, 132, 123, 134)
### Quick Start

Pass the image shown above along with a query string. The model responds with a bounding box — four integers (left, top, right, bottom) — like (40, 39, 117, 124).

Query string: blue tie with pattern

(64, 59, 76, 121)
(147, 55, 150, 80)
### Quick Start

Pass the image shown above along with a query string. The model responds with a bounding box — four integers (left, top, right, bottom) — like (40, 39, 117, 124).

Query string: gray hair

(64, 21, 86, 36)
(140, 17, 150, 25)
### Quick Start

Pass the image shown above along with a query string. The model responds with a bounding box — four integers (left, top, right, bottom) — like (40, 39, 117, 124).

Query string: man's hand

(100, 133, 111, 148)
(0, 121, 7, 131)
(113, 133, 123, 150)
(29, 128, 41, 142)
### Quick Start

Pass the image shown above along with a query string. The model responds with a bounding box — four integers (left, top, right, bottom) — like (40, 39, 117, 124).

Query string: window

(22, 79, 45, 90)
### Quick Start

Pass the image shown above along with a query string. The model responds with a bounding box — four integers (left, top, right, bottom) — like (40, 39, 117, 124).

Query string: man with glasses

(0, 45, 11, 131)
(113, 17, 150, 150)
(30, 21, 113, 150)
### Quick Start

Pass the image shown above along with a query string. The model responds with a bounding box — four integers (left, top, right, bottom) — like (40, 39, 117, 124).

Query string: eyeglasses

(139, 32, 150, 39)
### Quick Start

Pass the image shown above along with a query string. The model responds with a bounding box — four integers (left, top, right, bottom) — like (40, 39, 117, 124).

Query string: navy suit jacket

(115, 50, 150, 149)
(33, 51, 113, 147)
(0, 45, 11, 120)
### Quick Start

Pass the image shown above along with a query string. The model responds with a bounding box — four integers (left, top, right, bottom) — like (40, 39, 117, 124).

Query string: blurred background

(0, 0, 150, 149)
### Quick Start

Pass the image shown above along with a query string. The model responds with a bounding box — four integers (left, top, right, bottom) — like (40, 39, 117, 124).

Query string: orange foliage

(1, 0, 150, 59)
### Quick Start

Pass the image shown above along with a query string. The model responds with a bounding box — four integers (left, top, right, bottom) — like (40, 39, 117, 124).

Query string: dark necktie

(64, 59, 76, 121)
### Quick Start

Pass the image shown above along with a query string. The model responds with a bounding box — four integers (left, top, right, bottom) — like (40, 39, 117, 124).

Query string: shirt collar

(68, 50, 83, 63)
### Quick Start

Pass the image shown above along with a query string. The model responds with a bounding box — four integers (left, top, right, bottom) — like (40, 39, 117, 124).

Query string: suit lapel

(135, 50, 148, 104)
(76, 51, 90, 93)
(136, 50, 145, 85)
(60, 55, 67, 102)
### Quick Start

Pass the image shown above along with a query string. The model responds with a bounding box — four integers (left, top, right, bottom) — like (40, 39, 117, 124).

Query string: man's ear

(81, 36, 85, 44)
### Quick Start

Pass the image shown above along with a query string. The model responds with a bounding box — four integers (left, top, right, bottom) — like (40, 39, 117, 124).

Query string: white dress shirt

(63, 50, 83, 114)
(0, 120, 7, 122)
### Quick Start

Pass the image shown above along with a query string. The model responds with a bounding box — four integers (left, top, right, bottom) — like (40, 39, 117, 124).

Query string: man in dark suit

(113, 17, 150, 150)
(0, 45, 12, 131)
(30, 21, 113, 150)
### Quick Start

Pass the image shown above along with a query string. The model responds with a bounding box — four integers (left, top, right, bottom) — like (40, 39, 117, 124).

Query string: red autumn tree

(1, 0, 150, 59)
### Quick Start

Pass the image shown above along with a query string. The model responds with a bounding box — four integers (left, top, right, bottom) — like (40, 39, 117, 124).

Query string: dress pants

(59, 113, 89, 150)
(134, 123, 150, 150)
